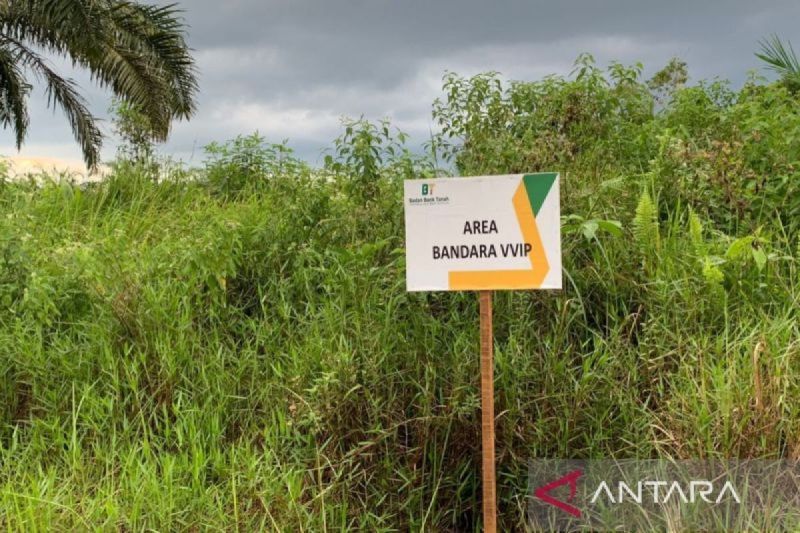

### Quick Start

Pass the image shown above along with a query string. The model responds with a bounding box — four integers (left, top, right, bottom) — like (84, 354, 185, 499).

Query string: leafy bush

(432, 55, 655, 180)
(325, 117, 438, 202)
(657, 80, 800, 231)
(203, 133, 310, 198)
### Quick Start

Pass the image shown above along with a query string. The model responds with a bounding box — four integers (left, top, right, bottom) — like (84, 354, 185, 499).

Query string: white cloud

(214, 101, 341, 140)
(196, 45, 283, 75)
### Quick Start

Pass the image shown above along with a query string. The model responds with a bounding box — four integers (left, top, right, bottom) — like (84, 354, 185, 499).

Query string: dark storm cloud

(2, 0, 799, 167)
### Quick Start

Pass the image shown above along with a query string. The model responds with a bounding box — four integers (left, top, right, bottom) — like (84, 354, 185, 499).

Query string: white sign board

(404, 173, 561, 291)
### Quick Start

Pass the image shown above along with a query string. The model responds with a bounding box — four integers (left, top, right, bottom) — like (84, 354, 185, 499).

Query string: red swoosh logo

(534, 469, 583, 517)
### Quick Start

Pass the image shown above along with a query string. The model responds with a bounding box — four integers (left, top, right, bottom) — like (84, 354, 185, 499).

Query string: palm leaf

(756, 34, 800, 90)
(106, 2, 198, 119)
(2, 35, 103, 169)
(0, 42, 31, 148)
(0, 0, 198, 167)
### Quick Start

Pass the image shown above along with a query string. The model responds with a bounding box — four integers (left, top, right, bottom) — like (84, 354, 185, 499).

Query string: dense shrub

(203, 133, 311, 198)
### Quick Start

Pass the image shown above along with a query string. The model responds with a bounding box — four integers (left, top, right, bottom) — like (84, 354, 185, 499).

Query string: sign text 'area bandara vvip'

(404, 173, 561, 291)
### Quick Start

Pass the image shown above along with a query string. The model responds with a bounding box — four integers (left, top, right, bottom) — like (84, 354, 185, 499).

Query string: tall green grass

(1, 57, 799, 530)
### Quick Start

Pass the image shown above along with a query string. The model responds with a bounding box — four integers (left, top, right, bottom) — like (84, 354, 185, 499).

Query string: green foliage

(562, 214, 623, 242)
(657, 81, 800, 232)
(203, 133, 309, 198)
(326, 117, 433, 202)
(1, 53, 800, 530)
(432, 55, 654, 178)
(648, 57, 689, 104)
(110, 98, 156, 164)
(688, 210, 704, 254)
(633, 189, 659, 255)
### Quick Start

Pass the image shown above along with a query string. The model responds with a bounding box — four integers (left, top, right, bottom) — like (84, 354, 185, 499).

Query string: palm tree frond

(0, 0, 198, 167)
(107, 2, 198, 119)
(0, 0, 100, 57)
(756, 34, 800, 90)
(3, 37, 103, 169)
(0, 43, 32, 148)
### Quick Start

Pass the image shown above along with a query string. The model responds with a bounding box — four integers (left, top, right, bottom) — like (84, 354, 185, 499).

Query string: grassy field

(1, 58, 799, 530)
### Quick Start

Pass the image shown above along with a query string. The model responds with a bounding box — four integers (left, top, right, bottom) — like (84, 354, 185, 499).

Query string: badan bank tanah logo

(528, 460, 800, 532)
(409, 182, 449, 205)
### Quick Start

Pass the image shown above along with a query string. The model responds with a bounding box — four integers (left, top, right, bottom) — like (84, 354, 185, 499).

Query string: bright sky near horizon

(2, 0, 799, 173)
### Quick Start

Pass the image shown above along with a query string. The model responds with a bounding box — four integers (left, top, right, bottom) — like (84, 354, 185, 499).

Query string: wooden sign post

(479, 290, 496, 532)
(403, 173, 561, 530)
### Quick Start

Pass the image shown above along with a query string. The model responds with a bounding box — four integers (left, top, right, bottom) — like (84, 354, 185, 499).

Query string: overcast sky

(2, 0, 799, 169)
